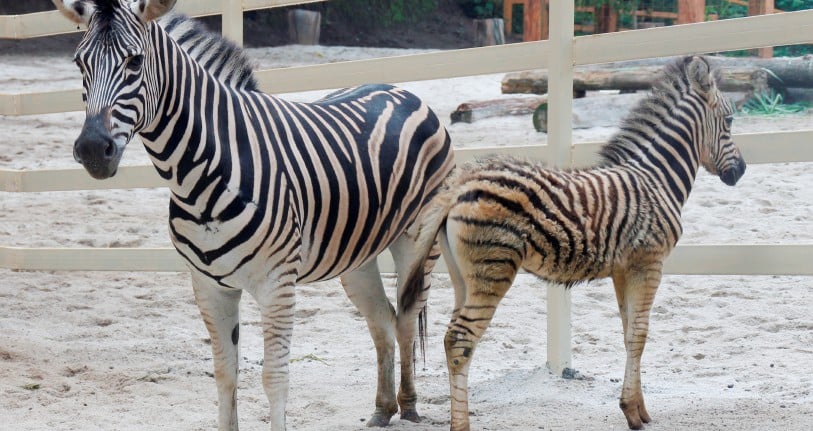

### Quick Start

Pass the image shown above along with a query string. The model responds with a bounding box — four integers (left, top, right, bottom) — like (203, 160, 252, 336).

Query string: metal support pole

(222, 0, 244, 47)
(545, 0, 574, 377)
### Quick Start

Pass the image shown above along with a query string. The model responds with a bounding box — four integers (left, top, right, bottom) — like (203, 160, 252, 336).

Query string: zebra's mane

(598, 56, 717, 166)
(158, 13, 258, 91)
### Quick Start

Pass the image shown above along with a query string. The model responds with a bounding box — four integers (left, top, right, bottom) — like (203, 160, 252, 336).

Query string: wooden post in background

(523, 0, 541, 41)
(749, 0, 774, 58)
(523, 0, 548, 41)
(596, 3, 618, 33)
(677, 0, 705, 24)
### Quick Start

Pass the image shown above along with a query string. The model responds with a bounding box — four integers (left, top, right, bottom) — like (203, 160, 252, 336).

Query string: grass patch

(740, 90, 810, 116)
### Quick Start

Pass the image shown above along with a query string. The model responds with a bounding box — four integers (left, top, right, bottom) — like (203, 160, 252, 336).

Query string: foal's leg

(340, 259, 398, 427)
(191, 271, 243, 431)
(390, 231, 440, 422)
(443, 223, 521, 431)
(612, 261, 663, 430)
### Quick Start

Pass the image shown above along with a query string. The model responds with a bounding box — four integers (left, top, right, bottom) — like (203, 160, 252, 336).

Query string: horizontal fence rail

(2, 130, 813, 192)
(2, 244, 812, 276)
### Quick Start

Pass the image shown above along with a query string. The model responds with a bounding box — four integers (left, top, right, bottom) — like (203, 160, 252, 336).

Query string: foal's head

(681, 56, 747, 186)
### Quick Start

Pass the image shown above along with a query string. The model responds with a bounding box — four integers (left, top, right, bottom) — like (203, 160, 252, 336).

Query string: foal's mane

(597, 57, 715, 166)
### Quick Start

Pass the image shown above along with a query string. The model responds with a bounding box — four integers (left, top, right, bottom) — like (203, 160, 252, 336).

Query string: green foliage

(457, 0, 502, 19)
(740, 90, 810, 115)
(776, 0, 813, 10)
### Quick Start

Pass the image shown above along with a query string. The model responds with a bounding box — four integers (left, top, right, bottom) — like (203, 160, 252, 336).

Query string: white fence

(1, 0, 812, 374)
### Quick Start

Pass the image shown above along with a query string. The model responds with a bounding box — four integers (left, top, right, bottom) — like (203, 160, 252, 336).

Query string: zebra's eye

(125, 54, 144, 72)
(724, 115, 733, 128)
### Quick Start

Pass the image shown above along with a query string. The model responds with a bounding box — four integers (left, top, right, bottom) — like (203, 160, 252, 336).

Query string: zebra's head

(685, 56, 747, 186)
(53, 0, 176, 179)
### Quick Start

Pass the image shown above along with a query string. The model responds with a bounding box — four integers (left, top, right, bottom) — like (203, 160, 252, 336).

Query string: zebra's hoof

(400, 409, 421, 423)
(366, 408, 395, 427)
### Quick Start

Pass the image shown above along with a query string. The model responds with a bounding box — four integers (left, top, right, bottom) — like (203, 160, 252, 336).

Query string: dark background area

(0, 0, 517, 54)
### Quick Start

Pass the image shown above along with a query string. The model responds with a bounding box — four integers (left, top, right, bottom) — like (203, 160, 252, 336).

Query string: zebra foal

(401, 56, 746, 430)
(52, 0, 453, 429)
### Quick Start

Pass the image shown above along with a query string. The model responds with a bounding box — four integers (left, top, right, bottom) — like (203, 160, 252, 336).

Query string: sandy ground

(1, 45, 812, 431)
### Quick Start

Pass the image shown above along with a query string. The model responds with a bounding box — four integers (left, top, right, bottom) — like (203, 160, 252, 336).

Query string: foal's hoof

(366, 408, 396, 427)
(400, 409, 421, 423)
(621, 400, 651, 430)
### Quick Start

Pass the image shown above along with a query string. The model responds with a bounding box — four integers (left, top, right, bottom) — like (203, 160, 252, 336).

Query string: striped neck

(137, 24, 247, 202)
(600, 87, 704, 209)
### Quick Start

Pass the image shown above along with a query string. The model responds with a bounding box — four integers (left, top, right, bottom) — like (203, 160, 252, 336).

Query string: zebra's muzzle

(719, 155, 746, 186)
(74, 112, 122, 180)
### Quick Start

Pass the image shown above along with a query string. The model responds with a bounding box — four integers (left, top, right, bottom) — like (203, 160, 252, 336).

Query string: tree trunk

(287, 9, 321, 45)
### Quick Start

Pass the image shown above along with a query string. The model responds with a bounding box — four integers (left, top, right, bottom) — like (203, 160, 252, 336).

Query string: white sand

(1, 45, 811, 430)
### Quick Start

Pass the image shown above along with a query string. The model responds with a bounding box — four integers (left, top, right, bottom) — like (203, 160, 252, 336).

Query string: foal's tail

(398, 180, 458, 317)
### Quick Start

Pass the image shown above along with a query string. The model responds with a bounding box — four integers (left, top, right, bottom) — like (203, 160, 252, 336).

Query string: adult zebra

(52, 0, 453, 429)
(401, 56, 746, 430)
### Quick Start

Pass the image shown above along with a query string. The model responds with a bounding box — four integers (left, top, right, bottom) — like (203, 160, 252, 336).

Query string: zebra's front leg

(340, 260, 398, 427)
(191, 271, 243, 431)
(612, 261, 663, 430)
(253, 274, 298, 431)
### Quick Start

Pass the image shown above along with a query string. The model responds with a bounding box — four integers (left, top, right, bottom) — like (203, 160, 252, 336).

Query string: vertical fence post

(545, 0, 574, 377)
(222, 0, 244, 47)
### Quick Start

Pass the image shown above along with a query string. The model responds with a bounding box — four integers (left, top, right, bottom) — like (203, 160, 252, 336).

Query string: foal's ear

(686, 55, 715, 94)
(52, 0, 95, 25)
(129, 0, 177, 23)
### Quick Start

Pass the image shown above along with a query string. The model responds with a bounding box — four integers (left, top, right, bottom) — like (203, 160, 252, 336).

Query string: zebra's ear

(129, 0, 177, 23)
(686, 56, 714, 93)
(51, 0, 95, 25)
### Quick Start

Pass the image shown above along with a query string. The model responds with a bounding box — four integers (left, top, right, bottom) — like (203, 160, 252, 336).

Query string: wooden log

(287, 9, 321, 45)
(450, 93, 646, 130)
(474, 18, 505, 46)
(577, 56, 813, 89)
(533, 93, 646, 131)
(502, 66, 769, 95)
(451, 96, 548, 123)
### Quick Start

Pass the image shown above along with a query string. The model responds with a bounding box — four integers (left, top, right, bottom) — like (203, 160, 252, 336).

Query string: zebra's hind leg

(612, 260, 663, 430)
(191, 271, 243, 431)
(340, 259, 399, 427)
(390, 232, 441, 423)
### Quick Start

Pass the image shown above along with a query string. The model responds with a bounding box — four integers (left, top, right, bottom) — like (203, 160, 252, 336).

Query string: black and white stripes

(56, 1, 453, 429)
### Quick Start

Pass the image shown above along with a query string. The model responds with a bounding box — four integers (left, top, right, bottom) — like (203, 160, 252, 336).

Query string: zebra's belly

(170, 209, 410, 288)
(521, 255, 614, 285)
